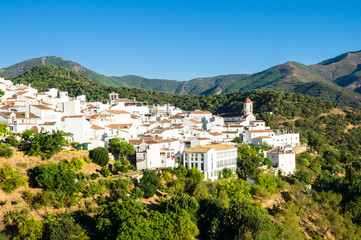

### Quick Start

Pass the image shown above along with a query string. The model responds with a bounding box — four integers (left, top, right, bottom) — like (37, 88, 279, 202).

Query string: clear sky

(1, 0, 361, 80)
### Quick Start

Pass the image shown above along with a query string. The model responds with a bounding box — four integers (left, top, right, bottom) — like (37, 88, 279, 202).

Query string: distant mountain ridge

(1, 50, 361, 107)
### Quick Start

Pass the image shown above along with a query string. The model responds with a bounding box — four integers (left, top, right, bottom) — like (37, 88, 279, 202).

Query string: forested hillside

(12, 65, 336, 113)
(3, 50, 361, 107)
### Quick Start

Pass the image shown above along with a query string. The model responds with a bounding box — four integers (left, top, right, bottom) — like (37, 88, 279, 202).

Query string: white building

(265, 148, 296, 175)
(136, 139, 183, 170)
(183, 144, 237, 181)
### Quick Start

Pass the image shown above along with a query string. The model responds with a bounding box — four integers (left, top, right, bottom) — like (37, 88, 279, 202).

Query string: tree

(34, 163, 79, 195)
(185, 167, 204, 185)
(236, 144, 264, 179)
(218, 167, 233, 179)
(210, 198, 284, 240)
(0, 123, 10, 137)
(159, 194, 199, 222)
(108, 137, 135, 160)
(308, 132, 326, 154)
(232, 137, 242, 144)
(0, 143, 14, 158)
(14, 218, 43, 240)
(0, 165, 27, 193)
(5, 135, 20, 147)
(45, 216, 88, 240)
(139, 170, 160, 198)
(89, 147, 109, 167)
(22, 130, 68, 159)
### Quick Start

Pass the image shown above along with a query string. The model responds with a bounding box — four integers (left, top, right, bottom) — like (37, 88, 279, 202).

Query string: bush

(89, 147, 109, 167)
(83, 156, 92, 163)
(0, 165, 27, 193)
(100, 167, 111, 177)
(130, 187, 144, 200)
(70, 157, 85, 171)
(90, 173, 100, 180)
(0, 143, 14, 158)
(5, 135, 19, 147)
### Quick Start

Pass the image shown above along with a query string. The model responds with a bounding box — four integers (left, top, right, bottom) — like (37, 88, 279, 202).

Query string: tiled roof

(62, 115, 84, 121)
(32, 104, 53, 110)
(208, 132, 223, 136)
(244, 97, 252, 103)
(92, 124, 104, 130)
(184, 144, 236, 153)
(129, 139, 143, 145)
(15, 112, 41, 119)
(106, 124, 132, 129)
(42, 122, 57, 126)
(106, 110, 130, 114)
(191, 111, 212, 115)
(246, 130, 274, 133)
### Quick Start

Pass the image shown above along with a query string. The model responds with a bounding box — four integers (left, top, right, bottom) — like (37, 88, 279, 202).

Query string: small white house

(265, 148, 296, 175)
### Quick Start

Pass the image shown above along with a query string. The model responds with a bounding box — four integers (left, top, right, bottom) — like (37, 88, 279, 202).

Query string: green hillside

(3, 50, 361, 106)
(293, 81, 361, 107)
(12, 65, 338, 111)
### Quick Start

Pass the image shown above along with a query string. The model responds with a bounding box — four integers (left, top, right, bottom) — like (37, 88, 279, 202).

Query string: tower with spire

(243, 97, 253, 116)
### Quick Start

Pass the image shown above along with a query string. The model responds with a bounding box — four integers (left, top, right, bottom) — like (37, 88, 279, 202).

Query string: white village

(0, 77, 298, 181)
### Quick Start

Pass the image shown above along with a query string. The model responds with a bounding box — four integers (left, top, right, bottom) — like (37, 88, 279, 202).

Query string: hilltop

(2, 50, 361, 107)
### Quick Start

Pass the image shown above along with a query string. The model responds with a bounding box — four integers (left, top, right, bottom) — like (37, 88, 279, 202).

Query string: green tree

(15, 218, 43, 240)
(0, 143, 14, 158)
(139, 170, 160, 198)
(5, 135, 20, 147)
(89, 147, 109, 167)
(232, 137, 242, 144)
(159, 194, 200, 222)
(237, 144, 264, 179)
(34, 163, 79, 195)
(108, 137, 135, 160)
(0, 123, 10, 137)
(210, 198, 284, 240)
(218, 167, 233, 179)
(45, 216, 88, 240)
(0, 165, 27, 193)
(22, 130, 68, 159)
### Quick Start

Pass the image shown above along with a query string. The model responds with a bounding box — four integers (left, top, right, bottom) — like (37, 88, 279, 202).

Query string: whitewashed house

(265, 148, 296, 175)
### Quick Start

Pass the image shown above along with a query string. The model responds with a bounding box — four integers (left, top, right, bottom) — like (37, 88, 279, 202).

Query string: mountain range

(1, 50, 361, 107)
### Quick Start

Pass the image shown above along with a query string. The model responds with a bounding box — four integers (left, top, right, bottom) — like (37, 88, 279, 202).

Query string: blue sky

(1, 0, 361, 80)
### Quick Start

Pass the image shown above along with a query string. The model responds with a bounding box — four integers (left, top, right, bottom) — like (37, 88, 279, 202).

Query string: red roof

(92, 124, 104, 130)
(244, 97, 252, 103)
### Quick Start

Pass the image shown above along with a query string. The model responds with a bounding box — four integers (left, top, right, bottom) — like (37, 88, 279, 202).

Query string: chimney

(25, 111, 29, 118)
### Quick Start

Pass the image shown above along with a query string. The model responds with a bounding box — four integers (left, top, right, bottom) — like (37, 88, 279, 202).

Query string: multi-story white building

(183, 144, 237, 181)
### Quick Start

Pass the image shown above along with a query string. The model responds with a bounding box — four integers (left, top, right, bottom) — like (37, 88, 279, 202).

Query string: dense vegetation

(3, 50, 361, 106)
(12, 65, 337, 113)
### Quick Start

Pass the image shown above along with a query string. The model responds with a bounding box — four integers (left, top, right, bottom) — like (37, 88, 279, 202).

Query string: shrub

(0, 165, 27, 193)
(100, 167, 111, 177)
(83, 156, 92, 163)
(0, 143, 14, 158)
(130, 187, 144, 200)
(89, 147, 109, 167)
(90, 173, 100, 180)
(70, 157, 85, 171)
(5, 135, 20, 147)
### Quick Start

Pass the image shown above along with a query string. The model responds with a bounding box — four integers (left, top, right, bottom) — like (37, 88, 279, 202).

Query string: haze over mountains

(1, 50, 361, 107)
